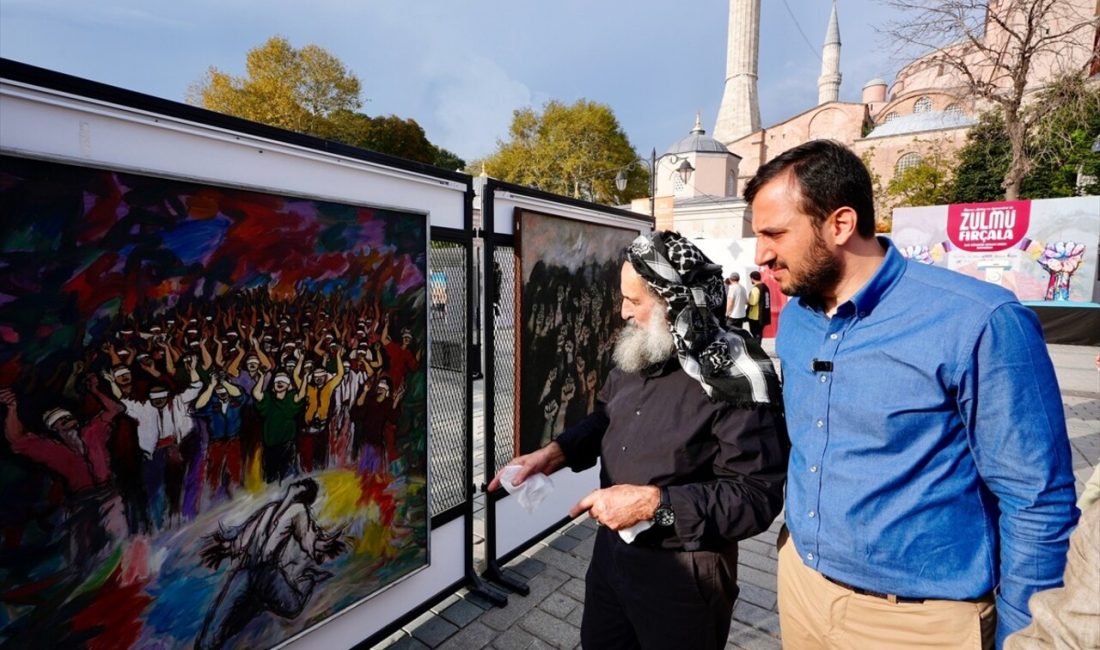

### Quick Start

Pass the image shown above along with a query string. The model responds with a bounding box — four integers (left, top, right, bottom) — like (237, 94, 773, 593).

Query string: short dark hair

(749, 271, 762, 281)
(744, 140, 876, 238)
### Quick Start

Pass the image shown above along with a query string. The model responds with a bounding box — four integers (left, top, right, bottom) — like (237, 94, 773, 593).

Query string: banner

(892, 196, 1099, 303)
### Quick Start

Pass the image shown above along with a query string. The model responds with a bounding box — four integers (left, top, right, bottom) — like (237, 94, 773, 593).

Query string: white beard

(613, 309, 676, 373)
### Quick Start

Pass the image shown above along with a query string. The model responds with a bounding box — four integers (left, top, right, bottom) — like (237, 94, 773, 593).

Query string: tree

(476, 99, 650, 204)
(886, 140, 956, 208)
(882, 0, 1097, 199)
(191, 38, 465, 170)
(191, 36, 362, 135)
(951, 76, 1100, 201)
(859, 148, 894, 233)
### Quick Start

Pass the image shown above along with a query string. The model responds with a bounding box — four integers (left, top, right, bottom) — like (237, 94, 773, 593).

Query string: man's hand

(487, 442, 566, 492)
(570, 485, 660, 531)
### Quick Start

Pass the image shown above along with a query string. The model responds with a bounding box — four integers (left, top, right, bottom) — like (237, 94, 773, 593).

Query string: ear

(829, 207, 860, 246)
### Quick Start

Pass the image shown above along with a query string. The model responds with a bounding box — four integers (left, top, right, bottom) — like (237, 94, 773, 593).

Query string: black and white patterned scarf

(625, 231, 781, 409)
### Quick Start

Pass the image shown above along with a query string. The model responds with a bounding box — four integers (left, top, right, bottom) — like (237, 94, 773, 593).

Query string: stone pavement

(377, 343, 1100, 650)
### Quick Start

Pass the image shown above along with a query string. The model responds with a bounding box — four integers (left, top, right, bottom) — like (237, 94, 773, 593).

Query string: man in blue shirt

(744, 139, 1078, 649)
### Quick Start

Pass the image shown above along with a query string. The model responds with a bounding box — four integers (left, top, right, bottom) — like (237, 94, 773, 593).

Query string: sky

(0, 0, 907, 164)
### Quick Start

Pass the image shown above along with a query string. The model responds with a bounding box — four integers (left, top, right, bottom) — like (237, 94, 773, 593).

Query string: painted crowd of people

(1, 287, 424, 553)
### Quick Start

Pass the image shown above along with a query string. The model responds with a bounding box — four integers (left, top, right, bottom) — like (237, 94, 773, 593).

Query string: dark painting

(515, 208, 637, 455)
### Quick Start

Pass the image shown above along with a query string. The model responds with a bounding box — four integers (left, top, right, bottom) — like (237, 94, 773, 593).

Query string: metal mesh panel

(492, 245, 518, 473)
(428, 240, 468, 517)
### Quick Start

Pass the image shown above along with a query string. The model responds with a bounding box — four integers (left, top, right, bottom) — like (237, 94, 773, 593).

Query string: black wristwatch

(654, 486, 675, 527)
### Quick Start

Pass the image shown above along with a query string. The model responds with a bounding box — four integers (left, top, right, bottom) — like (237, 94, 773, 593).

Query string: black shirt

(555, 358, 789, 551)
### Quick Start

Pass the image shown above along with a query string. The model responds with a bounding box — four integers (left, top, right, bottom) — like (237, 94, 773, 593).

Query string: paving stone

(388, 635, 432, 650)
(518, 608, 582, 649)
(725, 619, 783, 650)
(438, 621, 498, 650)
(738, 548, 777, 574)
(563, 524, 595, 540)
(441, 598, 485, 628)
(740, 537, 776, 560)
(737, 565, 778, 591)
(410, 615, 459, 647)
(736, 581, 777, 611)
(566, 605, 585, 628)
(549, 535, 580, 553)
(532, 546, 590, 579)
(560, 577, 587, 602)
(538, 592, 580, 618)
(480, 568, 569, 630)
(570, 535, 596, 560)
(491, 627, 536, 650)
(508, 557, 547, 580)
(732, 600, 782, 636)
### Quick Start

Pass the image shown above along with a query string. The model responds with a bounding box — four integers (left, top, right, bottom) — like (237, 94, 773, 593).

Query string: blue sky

(0, 0, 903, 163)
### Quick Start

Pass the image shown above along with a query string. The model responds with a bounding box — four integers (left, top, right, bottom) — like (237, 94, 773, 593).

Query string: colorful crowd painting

(515, 209, 638, 455)
(0, 155, 430, 649)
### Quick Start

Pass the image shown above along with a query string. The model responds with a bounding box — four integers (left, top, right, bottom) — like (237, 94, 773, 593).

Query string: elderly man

(491, 231, 788, 650)
(745, 140, 1077, 649)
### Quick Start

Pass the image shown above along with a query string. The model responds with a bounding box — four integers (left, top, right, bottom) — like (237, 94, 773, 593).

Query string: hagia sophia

(633, 0, 1099, 253)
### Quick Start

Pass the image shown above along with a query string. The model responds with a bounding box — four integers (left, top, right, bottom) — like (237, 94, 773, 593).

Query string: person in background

(725, 273, 748, 331)
(746, 271, 771, 341)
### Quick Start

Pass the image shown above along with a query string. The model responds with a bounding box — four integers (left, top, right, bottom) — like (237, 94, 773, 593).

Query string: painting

(514, 208, 638, 455)
(0, 155, 430, 649)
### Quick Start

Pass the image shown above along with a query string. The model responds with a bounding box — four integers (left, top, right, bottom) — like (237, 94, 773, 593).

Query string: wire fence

(427, 241, 468, 518)
(492, 245, 518, 474)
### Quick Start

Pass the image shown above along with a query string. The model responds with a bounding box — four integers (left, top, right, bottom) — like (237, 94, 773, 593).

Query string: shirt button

(816, 419, 824, 428)
(635, 409, 641, 415)
(859, 311, 867, 318)
(807, 552, 814, 561)
(621, 446, 627, 451)
(808, 511, 815, 518)
(810, 465, 818, 473)
(819, 375, 828, 383)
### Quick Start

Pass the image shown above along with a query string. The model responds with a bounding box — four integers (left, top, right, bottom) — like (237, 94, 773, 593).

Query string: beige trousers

(776, 527, 996, 650)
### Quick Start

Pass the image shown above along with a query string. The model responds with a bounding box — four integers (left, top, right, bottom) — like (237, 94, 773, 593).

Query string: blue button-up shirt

(777, 238, 1078, 647)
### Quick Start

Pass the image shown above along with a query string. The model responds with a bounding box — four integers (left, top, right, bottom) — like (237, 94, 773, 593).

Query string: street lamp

(615, 147, 695, 219)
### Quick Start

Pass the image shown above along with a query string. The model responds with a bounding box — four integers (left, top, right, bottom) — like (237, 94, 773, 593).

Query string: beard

(781, 227, 842, 298)
(613, 308, 676, 373)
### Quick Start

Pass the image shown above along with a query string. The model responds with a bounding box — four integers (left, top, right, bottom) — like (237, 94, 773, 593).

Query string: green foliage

(193, 36, 361, 135)
(476, 99, 650, 204)
(950, 77, 1100, 201)
(191, 37, 465, 170)
(949, 112, 1011, 203)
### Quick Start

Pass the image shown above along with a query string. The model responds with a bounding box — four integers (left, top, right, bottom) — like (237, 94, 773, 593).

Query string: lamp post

(615, 147, 695, 219)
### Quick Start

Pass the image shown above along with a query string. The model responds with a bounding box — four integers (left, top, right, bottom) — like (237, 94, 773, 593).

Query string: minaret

(713, 0, 761, 144)
(817, 0, 842, 105)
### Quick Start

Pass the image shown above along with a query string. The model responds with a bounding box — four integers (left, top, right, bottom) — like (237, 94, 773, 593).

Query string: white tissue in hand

(618, 520, 654, 544)
(500, 465, 554, 513)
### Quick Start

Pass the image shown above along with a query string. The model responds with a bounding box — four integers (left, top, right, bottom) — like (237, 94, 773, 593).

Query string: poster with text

(514, 209, 638, 455)
(0, 155, 430, 649)
(891, 196, 1099, 302)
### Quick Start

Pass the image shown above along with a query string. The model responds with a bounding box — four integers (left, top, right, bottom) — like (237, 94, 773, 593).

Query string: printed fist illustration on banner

(1036, 241, 1086, 301)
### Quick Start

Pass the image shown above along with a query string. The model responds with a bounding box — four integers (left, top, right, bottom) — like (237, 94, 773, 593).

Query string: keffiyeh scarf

(625, 231, 781, 409)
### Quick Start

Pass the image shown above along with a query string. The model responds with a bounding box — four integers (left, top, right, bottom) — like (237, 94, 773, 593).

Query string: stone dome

(665, 115, 731, 155)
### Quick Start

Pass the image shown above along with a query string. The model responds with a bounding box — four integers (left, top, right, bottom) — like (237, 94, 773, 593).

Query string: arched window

(895, 152, 922, 173)
(913, 96, 933, 113)
(884, 111, 900, 123)
(944, 103, 963, 117)
(727, 172, 736, 197)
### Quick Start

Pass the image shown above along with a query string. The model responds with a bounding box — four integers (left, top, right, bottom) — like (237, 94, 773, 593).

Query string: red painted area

(70, 568, 152, 650)
(359, 473, 396, 527)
